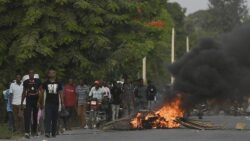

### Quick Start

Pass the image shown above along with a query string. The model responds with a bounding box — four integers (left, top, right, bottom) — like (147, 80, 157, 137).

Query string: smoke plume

(168, 25, 250, 108)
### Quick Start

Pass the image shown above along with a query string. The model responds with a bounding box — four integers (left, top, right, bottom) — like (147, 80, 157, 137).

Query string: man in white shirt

(89, 81, 104, 101)
(101, 82, 112, 121)
(102, 84, 111, 99)
(9, 74, 24, 131)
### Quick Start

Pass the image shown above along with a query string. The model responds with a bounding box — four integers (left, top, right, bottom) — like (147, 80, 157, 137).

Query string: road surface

(14, 116, 250, 141)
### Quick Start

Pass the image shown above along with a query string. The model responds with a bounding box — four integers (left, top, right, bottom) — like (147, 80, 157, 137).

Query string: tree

(184, 0, 248, 49)
(0, 0, 174, 87)
(166, 2, 187, 58)
(184, 10, 217, 47)
(208, 0, 248, 33)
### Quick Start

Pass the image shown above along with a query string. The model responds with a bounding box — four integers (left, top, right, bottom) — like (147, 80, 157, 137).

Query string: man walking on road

(9, 74, 24, 132)
(39, 68, 64, 138)
(63, 78, 77, 130)
(21, 69, 41, 138)
(76, 79, 89, 128)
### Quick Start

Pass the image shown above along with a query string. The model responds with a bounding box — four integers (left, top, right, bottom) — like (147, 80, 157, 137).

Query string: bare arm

(59, 90, 64, 109)
(21, 86, 26, 108)
(89, 87, 93, 97)
(38, 87, 44, 109)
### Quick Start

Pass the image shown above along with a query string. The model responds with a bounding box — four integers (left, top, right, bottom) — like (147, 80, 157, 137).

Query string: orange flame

(130, 97, 184, 129)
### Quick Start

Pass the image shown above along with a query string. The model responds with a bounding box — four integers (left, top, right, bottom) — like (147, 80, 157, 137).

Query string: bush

(0, 124, 12, 139)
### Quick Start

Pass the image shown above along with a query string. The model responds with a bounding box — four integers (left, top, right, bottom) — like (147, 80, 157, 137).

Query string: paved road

(15, 116, 250, 141)
(18, 129, 250, 141)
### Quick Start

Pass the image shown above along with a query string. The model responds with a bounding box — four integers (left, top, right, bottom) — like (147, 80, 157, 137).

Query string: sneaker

(93, 124, 96, 128)
(24, 133, 30, 139)
(45, 133, 50, 138)
(84, 125, 89, 129)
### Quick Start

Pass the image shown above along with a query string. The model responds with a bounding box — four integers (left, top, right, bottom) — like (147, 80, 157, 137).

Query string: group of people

(2, 68, 157, 139)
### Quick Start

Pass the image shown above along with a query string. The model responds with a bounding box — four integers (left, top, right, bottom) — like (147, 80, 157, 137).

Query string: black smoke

(168, 25, 250, 108)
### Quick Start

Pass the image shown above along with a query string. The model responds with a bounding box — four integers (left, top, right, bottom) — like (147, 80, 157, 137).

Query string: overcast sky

(169, 0, 250, 14)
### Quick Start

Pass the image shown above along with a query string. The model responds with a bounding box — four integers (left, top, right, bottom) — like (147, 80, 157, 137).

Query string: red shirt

(63, 84, 76, 107)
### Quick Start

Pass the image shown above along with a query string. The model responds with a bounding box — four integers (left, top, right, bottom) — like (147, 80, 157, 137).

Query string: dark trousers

(45, 104, 59, 135)
(24, 101, 38, 134)
(8, 111, 15, 131)
(63, 106, 74, 129)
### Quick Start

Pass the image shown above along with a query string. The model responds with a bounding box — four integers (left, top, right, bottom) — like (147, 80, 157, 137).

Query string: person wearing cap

(88, 80, 105, 128)
(89, 80, 104, 101)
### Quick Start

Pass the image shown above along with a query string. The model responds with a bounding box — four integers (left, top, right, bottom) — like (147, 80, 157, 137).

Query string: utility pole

(171, 28, 175, 84)
(186, 36, 190, 53)
(142, 57, 147, 85)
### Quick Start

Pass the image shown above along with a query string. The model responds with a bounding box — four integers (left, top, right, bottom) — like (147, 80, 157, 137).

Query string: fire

(130, 97, 184, 129)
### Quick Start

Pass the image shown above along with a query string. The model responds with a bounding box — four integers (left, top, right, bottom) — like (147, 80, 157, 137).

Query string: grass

(0, 124, 12, 139)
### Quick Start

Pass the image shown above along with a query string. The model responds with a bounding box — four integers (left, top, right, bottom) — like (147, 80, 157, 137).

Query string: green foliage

(185, 0, 248, 48)
(167, 2, 187, 59)
(0, 0, 174, 85)
(186, 0, 248, 37)
(208, 0, 248, 33)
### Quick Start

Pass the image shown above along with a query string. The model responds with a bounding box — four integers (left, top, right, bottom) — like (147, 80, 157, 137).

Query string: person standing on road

(111, 81, 122, 121)
(4, 83, 14, 132)
(39, 68, 64, 138)
(76, 79, 89, 128)
(9, 74, 24, 132)
(3, 83, 11, 128)
(63, 78, 77, 130)
(134, 79, 147, 112)
(122, 76, 135, 117)
(21, 69, 41, 138)
(102, 81, 112, 121)
(146, 81, 157, 110)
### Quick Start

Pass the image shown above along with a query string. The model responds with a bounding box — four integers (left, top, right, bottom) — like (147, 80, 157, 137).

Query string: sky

(169, 0, 250, 14)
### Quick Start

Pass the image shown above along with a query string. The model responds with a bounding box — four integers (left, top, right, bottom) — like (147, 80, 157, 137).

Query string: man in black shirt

(146, 81, 157, 110)
(39, 68, 64, 138)
(21, 69, 41, 138)
(111, 81, 122, 121)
